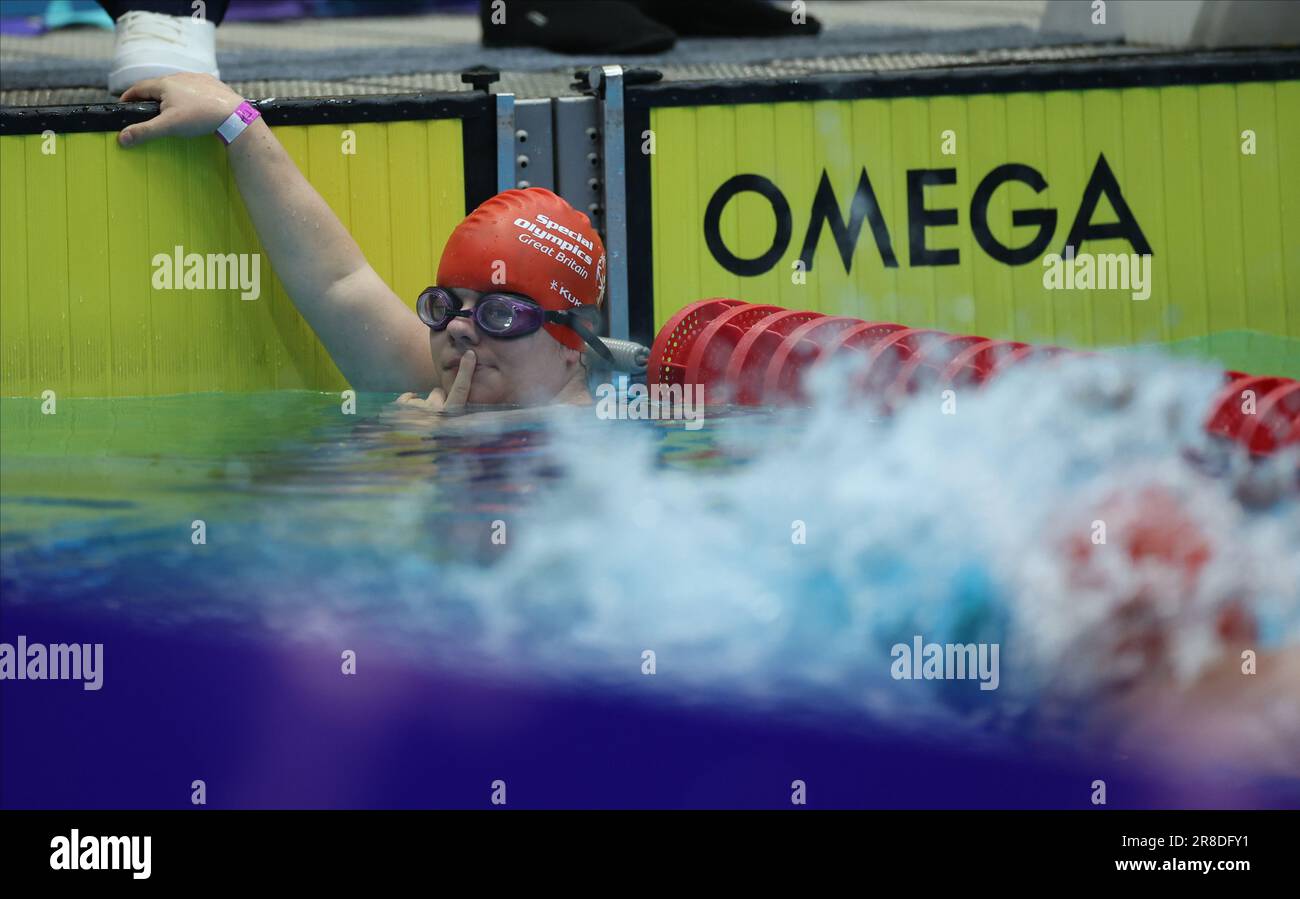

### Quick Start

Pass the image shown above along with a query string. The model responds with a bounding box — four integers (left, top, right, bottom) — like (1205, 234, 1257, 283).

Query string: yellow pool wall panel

(648, 80, 1300, 351)
(0, 118, 466, 397)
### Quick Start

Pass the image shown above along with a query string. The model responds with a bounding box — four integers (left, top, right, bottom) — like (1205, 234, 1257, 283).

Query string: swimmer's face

(430, 288, 584, 405)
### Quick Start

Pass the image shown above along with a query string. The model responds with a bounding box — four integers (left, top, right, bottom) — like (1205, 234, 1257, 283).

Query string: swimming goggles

(416, 286, 613, 362)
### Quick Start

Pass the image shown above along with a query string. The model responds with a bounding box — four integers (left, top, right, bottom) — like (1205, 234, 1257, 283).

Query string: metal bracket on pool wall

(492, 70, 630, 344)
(510, 98, 556, 192)
(588, 64, 630, 343)
(494, 91, 516, 195)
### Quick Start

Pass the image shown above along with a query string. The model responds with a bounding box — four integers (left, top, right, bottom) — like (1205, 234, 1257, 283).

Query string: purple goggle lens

(415, 287, 614, 362)
(417, 287, 545, 337)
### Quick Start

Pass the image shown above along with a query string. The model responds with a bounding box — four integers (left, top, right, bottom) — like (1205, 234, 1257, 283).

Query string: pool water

(2, 354, 1299, 808)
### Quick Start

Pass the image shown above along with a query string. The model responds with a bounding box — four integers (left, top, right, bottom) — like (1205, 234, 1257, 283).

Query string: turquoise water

(0, 391, 757, 666)
(3, 353, 1299, 776)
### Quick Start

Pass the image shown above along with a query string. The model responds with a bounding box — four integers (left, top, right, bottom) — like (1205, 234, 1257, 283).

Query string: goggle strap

(565, 312, 615, 363)
(424, 289, 613, 360)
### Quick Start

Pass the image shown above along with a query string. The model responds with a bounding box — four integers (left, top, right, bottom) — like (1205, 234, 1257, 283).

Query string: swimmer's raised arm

(117, 74, 436, 393)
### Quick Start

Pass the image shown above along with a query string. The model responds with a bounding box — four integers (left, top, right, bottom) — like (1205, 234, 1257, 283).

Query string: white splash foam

(437, 352, 1300, 737)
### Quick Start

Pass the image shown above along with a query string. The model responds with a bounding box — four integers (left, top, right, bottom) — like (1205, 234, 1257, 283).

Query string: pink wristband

(216, 101, 260, 146)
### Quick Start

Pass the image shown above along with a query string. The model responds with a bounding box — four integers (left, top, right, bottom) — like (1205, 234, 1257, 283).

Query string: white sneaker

(108, 10, 220, 96)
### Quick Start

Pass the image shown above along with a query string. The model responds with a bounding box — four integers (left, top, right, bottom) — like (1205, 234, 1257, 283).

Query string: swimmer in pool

(1049, 479, 1300, 779)
(115, 73, 612, 411)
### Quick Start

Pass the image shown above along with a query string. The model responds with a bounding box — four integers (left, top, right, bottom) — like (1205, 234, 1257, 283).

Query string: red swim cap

(436, 187, 607, 352)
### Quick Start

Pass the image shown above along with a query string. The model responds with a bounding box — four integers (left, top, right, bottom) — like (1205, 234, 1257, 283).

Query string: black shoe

(480, 0, 677, 54)
(634, 0, 822, 38)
